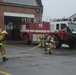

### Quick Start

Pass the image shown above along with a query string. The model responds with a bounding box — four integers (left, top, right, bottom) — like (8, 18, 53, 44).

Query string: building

(0, 0, 43, 40)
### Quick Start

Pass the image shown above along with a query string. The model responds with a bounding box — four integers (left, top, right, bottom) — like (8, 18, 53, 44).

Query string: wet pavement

(0, 43, 76, 75)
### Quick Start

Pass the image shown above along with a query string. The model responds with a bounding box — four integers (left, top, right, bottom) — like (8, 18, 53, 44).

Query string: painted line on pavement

(0, 71, 11, 75)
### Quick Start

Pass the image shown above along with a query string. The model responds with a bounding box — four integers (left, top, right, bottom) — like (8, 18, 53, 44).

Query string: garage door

(4, 12, 35, 18)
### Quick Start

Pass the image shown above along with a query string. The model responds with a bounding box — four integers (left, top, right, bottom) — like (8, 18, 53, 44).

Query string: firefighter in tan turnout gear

(38, 35, 45, 47)
(0, 30, 8, 62)
(47, 35, 55, 54)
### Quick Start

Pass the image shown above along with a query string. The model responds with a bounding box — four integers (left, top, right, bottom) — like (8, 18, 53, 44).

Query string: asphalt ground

(0, 42, 76, 75)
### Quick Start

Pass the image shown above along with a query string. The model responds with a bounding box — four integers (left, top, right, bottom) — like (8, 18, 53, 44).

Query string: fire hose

(6, 37, 56, 53)
(6, 40, 46, 53)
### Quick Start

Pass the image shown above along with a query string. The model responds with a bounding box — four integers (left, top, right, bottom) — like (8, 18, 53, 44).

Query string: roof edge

(0, 2, 43, 9)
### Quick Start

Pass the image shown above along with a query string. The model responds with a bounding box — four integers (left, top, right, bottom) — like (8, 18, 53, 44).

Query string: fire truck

(20, 21, 76, 48)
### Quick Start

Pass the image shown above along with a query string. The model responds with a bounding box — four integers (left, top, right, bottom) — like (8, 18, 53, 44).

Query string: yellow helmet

(1, 30, 8, 34)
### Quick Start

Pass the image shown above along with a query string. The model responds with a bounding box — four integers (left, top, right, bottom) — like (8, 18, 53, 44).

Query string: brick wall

(0, 0, 3, 2)
(0, 5, 41, 28)
(0, 11, 4, 29)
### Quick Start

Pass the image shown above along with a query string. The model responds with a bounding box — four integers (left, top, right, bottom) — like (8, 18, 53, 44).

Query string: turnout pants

(0, 46, 6, 59)
(48, 43, 54, 51)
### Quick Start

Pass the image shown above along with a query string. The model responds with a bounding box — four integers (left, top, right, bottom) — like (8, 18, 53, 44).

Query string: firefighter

(47, 35, 55, 54)
(0, 30, 8, 62)
(38, 35, 45, 47)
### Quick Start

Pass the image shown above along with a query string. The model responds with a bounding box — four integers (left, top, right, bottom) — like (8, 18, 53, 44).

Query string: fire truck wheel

(23, 34, 31, 44)
(68, 44, 75, 48)
(54, 36, 62, 48)
(67, 38, 76, 48)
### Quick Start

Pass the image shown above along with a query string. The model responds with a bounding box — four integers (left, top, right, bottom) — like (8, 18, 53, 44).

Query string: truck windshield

(69, 24, 76, 32)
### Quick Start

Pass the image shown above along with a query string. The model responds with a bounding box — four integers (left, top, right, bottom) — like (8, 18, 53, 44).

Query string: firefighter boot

(48, 50, 52, 54)
(2, 54, 8, 62)
(47, 48, 52, 54)
(49, 50, 52, 54)
(40, 43, 44, 47)
(2, 57, 8, 62)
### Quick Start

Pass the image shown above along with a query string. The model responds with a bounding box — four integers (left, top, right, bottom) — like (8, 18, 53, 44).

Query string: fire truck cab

(20, 21, 76, 48)
(51, 21, 76, 48)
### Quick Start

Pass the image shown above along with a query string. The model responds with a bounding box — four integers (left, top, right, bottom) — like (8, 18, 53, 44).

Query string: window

(22, 18, 34, 22)
(61, 24, 66, 29)
(56, 24, 59, 30)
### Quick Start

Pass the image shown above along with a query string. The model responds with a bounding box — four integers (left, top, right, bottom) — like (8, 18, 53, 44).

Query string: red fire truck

(20, 21, 76, 48)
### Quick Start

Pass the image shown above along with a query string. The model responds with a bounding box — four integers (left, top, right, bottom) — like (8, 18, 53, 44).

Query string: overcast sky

(42, 0, 76, 20)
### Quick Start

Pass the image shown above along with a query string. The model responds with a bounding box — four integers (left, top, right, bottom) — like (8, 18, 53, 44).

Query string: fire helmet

(1, 30, 8, 34)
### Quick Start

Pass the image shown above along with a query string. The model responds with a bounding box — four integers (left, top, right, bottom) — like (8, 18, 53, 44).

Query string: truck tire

(67, 38, 76, 48)
(23, 34, 31, 44)
(54, 36, 62, 48)
(68, 44, 76, 48)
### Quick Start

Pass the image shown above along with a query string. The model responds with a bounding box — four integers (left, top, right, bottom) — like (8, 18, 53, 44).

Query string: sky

(42, 0, 76, 20)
